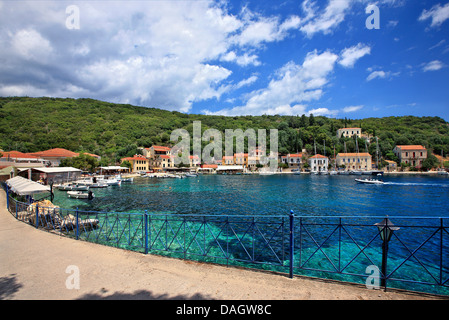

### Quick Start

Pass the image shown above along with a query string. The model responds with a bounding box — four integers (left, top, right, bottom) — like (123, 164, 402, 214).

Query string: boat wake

(383, 182, 449, 187)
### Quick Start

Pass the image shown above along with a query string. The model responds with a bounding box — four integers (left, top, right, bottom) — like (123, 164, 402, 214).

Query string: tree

(422, 154, 439, 171)
(60, 153, 99, 172)
(120, 160, 132, 170)
(309, 113, 315, 126)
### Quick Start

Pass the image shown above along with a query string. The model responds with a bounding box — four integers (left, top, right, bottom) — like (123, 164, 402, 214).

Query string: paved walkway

(0, 190, 444, 300)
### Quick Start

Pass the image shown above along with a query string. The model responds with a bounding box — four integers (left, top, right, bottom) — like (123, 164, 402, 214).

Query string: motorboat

(355, 178, 384, 185)
(58, 184, 74, 191)
(185, 173, 198, 177)
(58, 184, 89, 191)
(67, 190, 94, 199)
(89, 182, 108, 188)
(71, 184, 89, 191)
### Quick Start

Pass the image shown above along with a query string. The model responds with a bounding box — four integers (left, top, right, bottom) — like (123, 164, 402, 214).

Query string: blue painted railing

(3, 187, 449, 296)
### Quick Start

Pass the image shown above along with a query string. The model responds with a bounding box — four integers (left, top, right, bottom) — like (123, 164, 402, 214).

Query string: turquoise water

(51, 174, 449, 295)
(53, 174, 449, 217)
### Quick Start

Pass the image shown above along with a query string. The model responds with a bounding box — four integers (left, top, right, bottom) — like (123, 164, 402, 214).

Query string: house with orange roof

(281, 153, 303, 168)
(121, 155, 149, 173)
(189, 155, 200, 167)
(337, 127, 362, 138)
(222, 156, 234, 165)
(29, 148, 101, 167)
(336, 152, 372, 171)
(308, 154, 329, 173)
(393, 145, 427, 168)
(234, 153, 248, 167)
(1, 150, 46, 165)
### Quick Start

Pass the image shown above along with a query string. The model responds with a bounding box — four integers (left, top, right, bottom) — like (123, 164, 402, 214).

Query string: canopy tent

(6, 176, 51, 195)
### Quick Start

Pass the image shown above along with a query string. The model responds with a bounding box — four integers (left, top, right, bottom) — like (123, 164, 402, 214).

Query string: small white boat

(58, 184, 73, 191)
(329, 170, 338, 175)
(185, 173, 198, 177)
(89, 182, 108, 188)
(67, 191, 95, 199)
(355, 178, 384, 185)
(437, 169, 449, 175)
(71, 184, 89, 191)
(105, 178, 121, 186)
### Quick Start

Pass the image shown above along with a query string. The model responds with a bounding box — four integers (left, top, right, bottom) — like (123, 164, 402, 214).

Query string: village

(0, 126, 445, 184)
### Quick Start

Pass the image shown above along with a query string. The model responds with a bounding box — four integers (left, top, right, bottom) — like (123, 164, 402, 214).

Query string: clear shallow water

(50, 174, 449, 295)
(53, 174, 449, 218)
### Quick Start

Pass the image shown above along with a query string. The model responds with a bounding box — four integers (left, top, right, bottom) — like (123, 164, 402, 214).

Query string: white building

(308, 154, 329, 172)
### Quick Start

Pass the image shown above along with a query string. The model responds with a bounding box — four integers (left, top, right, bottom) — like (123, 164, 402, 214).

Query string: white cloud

(11, 29, 53, 61)
(299, 0, 353, 37)
(220, 51, 261, 66)
(366, 69, 400, 81)
(419, 3, 449, 27)
(343, 105, 363, 113)
(203, 50, 339, 116)
(422, 60, 445, 72)
(338, 43, 371, 68)
(367, 70, 387, 81)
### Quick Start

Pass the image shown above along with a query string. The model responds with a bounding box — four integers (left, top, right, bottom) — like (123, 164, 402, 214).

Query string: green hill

(1, 96, 448, 165)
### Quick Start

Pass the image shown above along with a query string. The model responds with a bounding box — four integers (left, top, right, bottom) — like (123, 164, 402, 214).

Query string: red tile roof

(337, 153, 371, 157)
(1, 150, 40, 159)
(288, 153, 303, 158)
(30, 148, 78, 158)
(121, 155, 148, 161)
(29, 148, 101, 159)
(151, 146, 171, 152)
(201, 164, 218, 168)
(395, 145, 426, 150)
(310, 154, 328, 159)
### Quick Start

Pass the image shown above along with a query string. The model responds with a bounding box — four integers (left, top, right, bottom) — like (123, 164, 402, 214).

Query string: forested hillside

(1, 97, 448, 165)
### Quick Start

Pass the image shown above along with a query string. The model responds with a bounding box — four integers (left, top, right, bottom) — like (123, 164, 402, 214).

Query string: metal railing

(3, 186, 448, 296)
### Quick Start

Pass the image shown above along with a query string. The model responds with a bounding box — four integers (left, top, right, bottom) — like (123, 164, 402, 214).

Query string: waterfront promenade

(0, 190, 443, 300)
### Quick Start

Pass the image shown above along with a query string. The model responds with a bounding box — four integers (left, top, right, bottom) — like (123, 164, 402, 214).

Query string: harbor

(4, 173, 449, 297)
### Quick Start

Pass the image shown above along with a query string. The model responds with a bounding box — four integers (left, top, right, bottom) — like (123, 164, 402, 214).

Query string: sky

(0, 0, 448, 120)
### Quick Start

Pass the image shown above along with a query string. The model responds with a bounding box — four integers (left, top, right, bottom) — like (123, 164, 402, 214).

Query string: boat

(58, 184, 89, 191)
(89, 182, 108, 188)
(105, 178, 121, 186)
(71, 184, 89, 191)
(67, 190, 95, 199)
(437, 169, 449, 175)
(355, 178, 384, 185)
(58, 184, 74, 191)
(185, 173, 198, 177)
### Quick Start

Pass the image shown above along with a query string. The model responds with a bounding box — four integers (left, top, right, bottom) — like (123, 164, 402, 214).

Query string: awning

(6, 176, 51, 195)
(99, 166, 128, 171)
(216, 165, 244, 171)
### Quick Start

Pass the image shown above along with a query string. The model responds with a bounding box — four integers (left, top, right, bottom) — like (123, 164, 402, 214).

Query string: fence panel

(3, 190, 448, 296)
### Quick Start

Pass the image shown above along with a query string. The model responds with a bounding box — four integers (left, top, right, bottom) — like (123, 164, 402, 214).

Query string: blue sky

(0, 0, 448, 120)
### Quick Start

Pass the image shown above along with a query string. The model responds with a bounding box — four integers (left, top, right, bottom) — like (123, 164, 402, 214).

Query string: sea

(53, 173, 449, 218)
(51, 173, 449, 295)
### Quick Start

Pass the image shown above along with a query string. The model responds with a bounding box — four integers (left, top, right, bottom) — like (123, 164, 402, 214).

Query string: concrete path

(0, 190, 443, 300)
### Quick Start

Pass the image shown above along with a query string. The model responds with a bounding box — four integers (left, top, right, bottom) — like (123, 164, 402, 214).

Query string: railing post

(144, 210, 148, 254)
(289, 210, 295, 279)
(76, 207, 79, 240)
(6, 184, 9, 212)
(35, 204, 39, 228)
